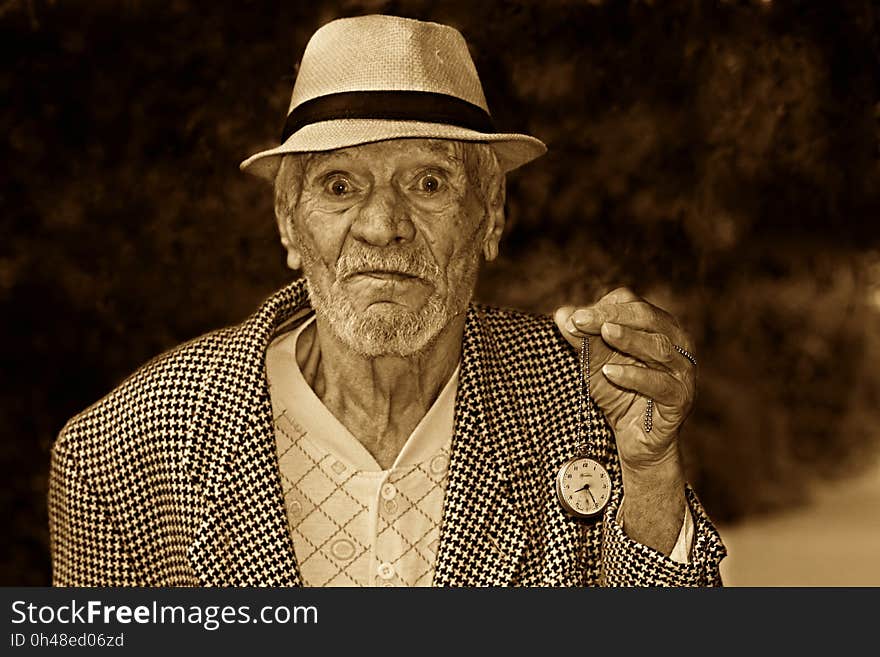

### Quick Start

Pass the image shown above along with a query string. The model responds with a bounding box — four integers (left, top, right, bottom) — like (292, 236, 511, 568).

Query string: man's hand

(554, 287, 696, 555)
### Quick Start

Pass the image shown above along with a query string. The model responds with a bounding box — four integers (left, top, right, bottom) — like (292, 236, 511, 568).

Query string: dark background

(2, 0, 879, 585)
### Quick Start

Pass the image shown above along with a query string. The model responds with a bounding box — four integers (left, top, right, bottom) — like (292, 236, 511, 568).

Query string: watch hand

(571, 483, 591, 494)
(587, 489, 598, 507)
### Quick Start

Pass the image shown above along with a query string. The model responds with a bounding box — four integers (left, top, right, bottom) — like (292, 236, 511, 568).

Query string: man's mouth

(349, 270, 422, 282)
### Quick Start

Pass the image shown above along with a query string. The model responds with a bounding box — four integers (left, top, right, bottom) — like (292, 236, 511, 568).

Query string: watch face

(556, 457, 611, 518)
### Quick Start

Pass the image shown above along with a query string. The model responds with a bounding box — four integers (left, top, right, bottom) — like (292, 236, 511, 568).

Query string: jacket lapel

(433, 306, 536, 586)
(187, 281, 310, 586)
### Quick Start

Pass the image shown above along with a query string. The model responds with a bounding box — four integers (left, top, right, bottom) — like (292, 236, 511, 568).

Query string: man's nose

(350, 184, 415, 246)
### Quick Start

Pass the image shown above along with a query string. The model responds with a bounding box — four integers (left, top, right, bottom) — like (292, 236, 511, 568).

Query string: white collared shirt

(266, 317, 457, 586)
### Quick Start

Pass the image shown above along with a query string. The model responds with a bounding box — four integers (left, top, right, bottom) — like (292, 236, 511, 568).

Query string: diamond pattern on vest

(274, 409, 451, 587)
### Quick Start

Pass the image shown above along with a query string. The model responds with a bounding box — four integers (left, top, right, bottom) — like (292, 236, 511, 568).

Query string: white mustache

(336, 249, 441, 283)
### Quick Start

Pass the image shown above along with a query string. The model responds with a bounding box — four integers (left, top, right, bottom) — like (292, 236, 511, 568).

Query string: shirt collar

(265, 314, 459, 472)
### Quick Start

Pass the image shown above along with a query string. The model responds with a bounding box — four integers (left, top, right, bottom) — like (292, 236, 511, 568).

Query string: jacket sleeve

(599, 484, 727, 586)
(48, 429, 140, 586)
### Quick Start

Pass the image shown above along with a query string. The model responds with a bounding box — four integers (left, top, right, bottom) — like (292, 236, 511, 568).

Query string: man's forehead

(307, 139, 463, 168)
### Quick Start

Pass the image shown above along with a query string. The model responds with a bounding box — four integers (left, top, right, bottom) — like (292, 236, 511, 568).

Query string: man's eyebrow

(305, 150, 352, 170)
(422, 141, 463, 164)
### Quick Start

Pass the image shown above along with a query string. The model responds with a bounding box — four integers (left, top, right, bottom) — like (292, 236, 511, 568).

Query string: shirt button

(377, 562, 395, 580)
(380, 483, 397, 500)
(330, 538, 355, 561)
(430, 454, 449, 475)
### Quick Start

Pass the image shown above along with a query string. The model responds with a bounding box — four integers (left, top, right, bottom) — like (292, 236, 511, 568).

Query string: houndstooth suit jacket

(49, 278, 727, 586)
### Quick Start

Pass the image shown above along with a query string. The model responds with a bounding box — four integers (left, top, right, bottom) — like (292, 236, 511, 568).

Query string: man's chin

(351, 310, 437, 356)
(304, 276, 463, 358)
(325, 300, 447, 358)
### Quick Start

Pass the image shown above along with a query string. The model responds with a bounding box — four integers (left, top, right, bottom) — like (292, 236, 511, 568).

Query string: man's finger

(553, 305, 586, 348)
(571, 301, 681, 341)
(596, 286, 640, 305)
(601, 363, 688, 407)
(565, 287, 641, 335)
(600, 323, 679, 368)
(554, 287, 639, 337)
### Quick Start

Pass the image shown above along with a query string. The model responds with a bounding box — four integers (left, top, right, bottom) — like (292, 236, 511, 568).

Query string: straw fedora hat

(240, 14, 547, 180)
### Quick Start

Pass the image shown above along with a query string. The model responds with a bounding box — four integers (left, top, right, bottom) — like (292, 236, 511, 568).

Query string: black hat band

(281, 90, 495, 142)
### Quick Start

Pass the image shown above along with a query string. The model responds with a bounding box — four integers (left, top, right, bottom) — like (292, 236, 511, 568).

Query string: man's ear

(273, 155, 309, 271)
(281, 235, 303, 271)
(481, 178, 506, 262)
(275, 207, 303, 271)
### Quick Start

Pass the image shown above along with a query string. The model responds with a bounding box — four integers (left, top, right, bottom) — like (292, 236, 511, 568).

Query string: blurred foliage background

(2, 0, 878, 585)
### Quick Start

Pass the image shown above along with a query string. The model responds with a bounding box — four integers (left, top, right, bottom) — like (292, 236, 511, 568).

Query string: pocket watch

(556, 453, 611, 518)
(556, 336, 612, 519)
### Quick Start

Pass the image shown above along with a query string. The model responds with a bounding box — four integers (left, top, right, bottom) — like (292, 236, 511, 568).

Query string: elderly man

(49, 15, 725, 586)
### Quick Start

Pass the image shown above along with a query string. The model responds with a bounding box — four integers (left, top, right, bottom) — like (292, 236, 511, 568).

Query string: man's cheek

(294, 235, 335, 287)
(299, 213, 347, 263)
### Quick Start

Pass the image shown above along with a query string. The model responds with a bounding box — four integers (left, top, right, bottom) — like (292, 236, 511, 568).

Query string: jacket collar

(187, 280, 532, 586)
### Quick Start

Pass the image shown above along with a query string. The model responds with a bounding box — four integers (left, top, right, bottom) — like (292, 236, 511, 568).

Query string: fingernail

(572, 309, 594, 326)
(565, 317, 580, 334)
(604, 322, 622, 338)
(603, 364, 622, 377)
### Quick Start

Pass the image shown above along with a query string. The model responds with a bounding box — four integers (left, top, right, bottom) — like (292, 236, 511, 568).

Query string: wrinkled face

(277, 139, 501, 357)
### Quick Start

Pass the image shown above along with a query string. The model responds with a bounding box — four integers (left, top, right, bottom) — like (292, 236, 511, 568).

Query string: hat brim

(239, 118, 547, 181)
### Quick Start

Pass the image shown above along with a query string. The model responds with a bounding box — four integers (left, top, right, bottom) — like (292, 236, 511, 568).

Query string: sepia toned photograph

(2, 0, 878, 587)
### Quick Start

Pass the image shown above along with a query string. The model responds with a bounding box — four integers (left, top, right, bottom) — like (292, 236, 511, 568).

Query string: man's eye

(418, 174, 442, 194)
(325, 177, 352, 196)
